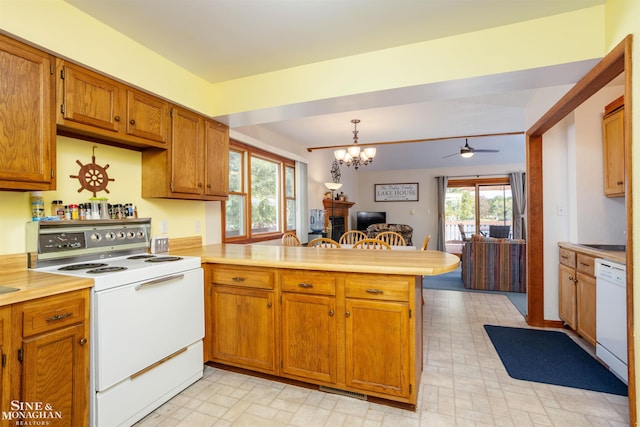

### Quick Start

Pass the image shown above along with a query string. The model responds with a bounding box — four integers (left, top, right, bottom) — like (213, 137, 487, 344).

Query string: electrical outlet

(160, 220, 168, 234)
(151, 236, 169, 254)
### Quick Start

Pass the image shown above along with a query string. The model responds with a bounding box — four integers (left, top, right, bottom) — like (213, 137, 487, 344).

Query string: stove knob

(127, 231, 136, 239)
(117, 231, 127, 240)
(105, 232, 116, 241)
(136, 230, 145, 239)
(91, 233, 102, 242)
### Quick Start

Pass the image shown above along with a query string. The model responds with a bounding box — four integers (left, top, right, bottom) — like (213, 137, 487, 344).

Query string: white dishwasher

(595, 258, 627, 384)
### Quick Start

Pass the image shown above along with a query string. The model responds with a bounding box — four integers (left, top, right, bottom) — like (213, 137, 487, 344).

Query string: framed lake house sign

(374, 183, 419, 202)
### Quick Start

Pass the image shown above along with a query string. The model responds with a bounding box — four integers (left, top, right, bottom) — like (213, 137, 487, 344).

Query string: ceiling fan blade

(473, 149, 500, 153)
(441, 152, 460, 159)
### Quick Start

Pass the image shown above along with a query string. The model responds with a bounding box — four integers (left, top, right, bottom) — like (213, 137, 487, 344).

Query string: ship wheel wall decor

(69, 146, 115, 197)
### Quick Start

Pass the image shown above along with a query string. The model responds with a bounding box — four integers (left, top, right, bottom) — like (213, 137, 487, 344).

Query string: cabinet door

(345, 298, 410, 398)
(170, 107, 204, 195)
(602, 108, 625, 197)
(577, 272, 597, 346)
(558, 263, 577, 329)
(126, 89, 169, 143)
(58, 60, 122, 132)
(0, 307, 10, 422)
(0, 35, 55, 189)
(21, 324, 89, 427)
(212, 286, 276, 374)
(281, 293, 336, 383)
(204, 120, 229, 197)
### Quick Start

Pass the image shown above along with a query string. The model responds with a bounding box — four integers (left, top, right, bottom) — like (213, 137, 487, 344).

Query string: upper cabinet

(0, 34, 56, 191)
(142, 106, 229, 201)
(56, 60, 169, 149)
(602, 96, 625, 197)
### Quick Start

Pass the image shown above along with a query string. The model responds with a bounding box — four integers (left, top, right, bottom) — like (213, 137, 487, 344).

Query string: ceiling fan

(442, 139, 500, 159)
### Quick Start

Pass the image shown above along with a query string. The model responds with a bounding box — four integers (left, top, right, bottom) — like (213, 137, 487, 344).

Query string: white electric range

(28, 219, 204, 427)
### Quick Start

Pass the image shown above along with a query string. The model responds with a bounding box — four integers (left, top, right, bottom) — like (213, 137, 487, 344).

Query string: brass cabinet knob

(114, 115, 121, 122)
(130, 119, 136, 125)
(79, 338, 88, 346)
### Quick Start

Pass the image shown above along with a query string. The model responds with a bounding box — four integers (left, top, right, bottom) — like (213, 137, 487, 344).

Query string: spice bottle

(30, 192, 45, 221)
(51, 200, 64, 217)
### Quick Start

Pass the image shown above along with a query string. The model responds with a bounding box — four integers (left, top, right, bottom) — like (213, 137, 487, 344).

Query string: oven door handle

(135, 274, 185, 291)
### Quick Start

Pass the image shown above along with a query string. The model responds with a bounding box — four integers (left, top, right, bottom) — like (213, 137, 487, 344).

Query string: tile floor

(136, 290, 630, 426)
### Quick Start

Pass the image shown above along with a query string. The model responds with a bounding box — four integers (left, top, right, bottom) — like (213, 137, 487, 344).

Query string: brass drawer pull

(298, 283, 313, 288)
(46, 312, 73, 322)
(232, 277, 246, 282)
(366, 289, 384, 294)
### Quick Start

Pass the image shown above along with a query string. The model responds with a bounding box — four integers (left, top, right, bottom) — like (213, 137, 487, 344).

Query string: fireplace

(329, 216, 345, 241)
(323, 199, 355, 241)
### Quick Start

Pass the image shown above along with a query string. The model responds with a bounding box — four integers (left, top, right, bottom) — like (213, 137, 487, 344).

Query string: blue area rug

(484, 325, 628, 396)
(422, 267, 526, 317)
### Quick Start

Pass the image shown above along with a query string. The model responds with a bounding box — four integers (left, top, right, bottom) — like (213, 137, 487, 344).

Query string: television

(356, 211, 386, 231)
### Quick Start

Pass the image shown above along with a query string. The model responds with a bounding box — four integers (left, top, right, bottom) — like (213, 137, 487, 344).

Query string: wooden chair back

(352, 238, 391, 250)
(281, 232, 301, 246)
(458, 223, 471, 242)
(375, 231, 406, 246)
(421, 235, 431, 251)
(339, 230, 367, 245)
(308, 237, 341, 248)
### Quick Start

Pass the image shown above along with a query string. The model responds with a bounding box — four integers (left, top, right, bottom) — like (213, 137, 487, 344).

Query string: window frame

(223, 140, 296, 243)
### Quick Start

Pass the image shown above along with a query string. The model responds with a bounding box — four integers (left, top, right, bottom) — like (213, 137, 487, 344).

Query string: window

(224, 140, 296, 243)
(445, 177, 512, 243)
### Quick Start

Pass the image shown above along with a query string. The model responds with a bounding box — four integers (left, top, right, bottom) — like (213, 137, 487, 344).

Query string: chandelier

(333, 119, 376, 169)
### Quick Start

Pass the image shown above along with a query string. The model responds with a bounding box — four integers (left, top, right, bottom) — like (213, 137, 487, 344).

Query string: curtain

(509, 172, 526, 240)
(436, 176, 448, 251)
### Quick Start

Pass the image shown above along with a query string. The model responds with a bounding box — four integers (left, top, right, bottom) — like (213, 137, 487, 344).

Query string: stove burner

(86, 266, 128, 274)
(145, 256, 183, 263)
(127, 254, 157, 260)
(59, 263, 108, 271)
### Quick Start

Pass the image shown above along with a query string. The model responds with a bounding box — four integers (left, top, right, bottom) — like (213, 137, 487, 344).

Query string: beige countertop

(0, 270, 93, 307)
(558, 242, 626, 264)
(172, 243, 460, 276)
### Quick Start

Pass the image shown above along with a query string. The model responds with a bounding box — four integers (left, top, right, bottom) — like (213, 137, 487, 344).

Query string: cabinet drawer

(576, 254, 595, 276)
(345, 276, 410, 302)
(21, 291, 86, 337)
(212, 266, 274, 289)
(559, 248, 576, 268)
(281, 270, 335, 295)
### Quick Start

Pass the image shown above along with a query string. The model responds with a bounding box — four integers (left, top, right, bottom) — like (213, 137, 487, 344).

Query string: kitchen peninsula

(175, 244, 460, 408)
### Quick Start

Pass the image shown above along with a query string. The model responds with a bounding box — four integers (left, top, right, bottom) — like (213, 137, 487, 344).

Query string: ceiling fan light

(460, 151, 474, 158)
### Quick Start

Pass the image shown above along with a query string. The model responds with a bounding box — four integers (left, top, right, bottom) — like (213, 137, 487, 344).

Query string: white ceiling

(64, 0, 605, 170)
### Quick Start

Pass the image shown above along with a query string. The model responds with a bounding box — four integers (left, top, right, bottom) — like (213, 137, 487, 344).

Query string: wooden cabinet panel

(21, 292, 86, 337)
(21, 323, 88, 426)
(58, 60, 122, 132)
(281, 270, 335, 295)
(281, 293, 336, 383)
(558, 263, 577, 329)
(576, 253, 595, 276)
(211, 285, 276, 374)
(345, 298, 410, 398)
(577, 272, 596, 346)
(602, 103, 625, 197)
(345, 276, 410, 302)
(0, 307, 10, 423)
(126, 89, 169, 143)
(212, 265, 274, 289)
(559, 248, 576, 268)
(170, 106, 204, 195)
(0, 34, 55, 190)
(204, 120, 229, 197)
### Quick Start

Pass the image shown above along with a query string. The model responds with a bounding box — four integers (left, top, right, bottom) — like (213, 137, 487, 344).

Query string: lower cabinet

(3, 289, 90, 427)
(558, 247, 597, 346)
(206, 264, 421, 406)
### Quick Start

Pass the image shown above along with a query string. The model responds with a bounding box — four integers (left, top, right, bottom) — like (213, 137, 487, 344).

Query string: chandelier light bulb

(334, 119, 375, 169)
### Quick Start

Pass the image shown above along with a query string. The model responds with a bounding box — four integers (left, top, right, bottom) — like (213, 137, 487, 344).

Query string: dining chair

(308, 237, 341, 248)
(352, 238, 391, 250)
(458, 223, 471, 242)
(338, 230, 367, 245)
(420, 235, 431, 251)
(375, 231, 406, 246)
(281, 231, 301, 246)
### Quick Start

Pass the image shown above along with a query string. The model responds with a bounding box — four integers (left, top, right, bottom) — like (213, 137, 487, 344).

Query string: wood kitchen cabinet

(602, 96, 625, 197)
(0, 34, 56, 191)
(0, 307, 10, 423)
(209, 265, 277, 374)
(4, 289, 90, 427)
(344, 276, 411, 398)
(205, 263, 422, 406)
(56, 59, 169, 149)
(558, 248, 597, 346)
(142, 107, 229, 200)
(280, 271, 337, 384)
